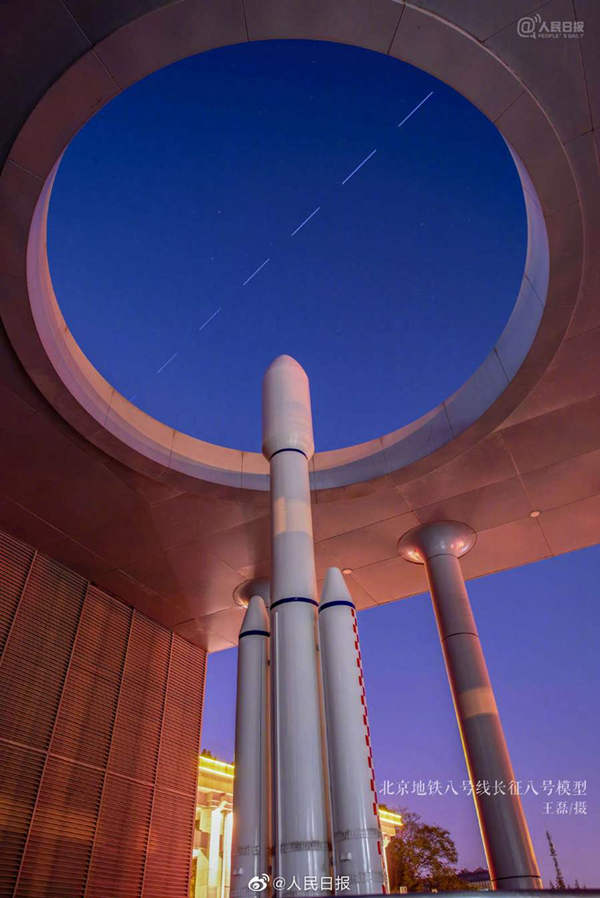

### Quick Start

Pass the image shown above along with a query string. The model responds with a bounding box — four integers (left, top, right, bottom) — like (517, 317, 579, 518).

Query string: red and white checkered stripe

(351, 608, 386, 892)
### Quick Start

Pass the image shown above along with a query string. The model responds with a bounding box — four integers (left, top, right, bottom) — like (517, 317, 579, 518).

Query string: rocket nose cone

(240, 594, 270, 636)
(262, 353, 314, 460)
(320, 567, 353, 605)
(264, 354, 307, 378)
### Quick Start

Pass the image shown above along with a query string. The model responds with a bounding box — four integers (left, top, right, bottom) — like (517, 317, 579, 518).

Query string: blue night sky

(49, 40, 524, 451)
(48, 40, 598, 887)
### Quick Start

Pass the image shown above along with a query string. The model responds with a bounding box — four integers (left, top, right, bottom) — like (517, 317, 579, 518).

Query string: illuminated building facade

(379, 807, 405, 892)
(192, 755, 235, 898)
(192, 755, 403, 897)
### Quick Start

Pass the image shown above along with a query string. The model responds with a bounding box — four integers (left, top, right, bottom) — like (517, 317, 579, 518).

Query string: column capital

(397, 520, 476, 563)
(233, 577, 270, 608)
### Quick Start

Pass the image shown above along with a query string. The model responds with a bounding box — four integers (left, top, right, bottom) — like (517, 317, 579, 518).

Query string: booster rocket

(319, 568, 385, 894)
(231, 595, 271, 898)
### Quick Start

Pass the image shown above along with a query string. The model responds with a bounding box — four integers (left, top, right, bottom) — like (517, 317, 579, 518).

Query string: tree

(385, 809, 474, 892)
(546, 830, 566, 890)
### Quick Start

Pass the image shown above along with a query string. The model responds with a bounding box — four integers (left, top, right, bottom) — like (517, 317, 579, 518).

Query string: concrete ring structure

(24, 143, 549, 493)
(2, 5, 565, 496)
(0, 0, 598, 653)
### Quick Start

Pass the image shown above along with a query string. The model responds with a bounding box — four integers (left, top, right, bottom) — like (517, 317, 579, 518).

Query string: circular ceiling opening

(48, 40, 526, 454)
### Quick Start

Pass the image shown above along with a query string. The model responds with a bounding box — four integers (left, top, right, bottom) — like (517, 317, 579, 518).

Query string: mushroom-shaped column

(319, 568, 385, 895)
(231, 595, 271, 898)
(398, 521, 542, 891)
(262, 355, 330, 895)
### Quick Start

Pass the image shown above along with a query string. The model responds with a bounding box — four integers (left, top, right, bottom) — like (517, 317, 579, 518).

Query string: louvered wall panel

(52, 589, 130, 768)
(16, 757, 102, 898)
(73, 586, 131, 678)
(52, 665, 120, 767)
(142, 789, 196, 898)
(158, 635, 206, 793)
(0, 743, 45, 898)
(109, 614, 170, 784)
(0, 555, 86, 749)
(0, 532, 34, 656)
(0, 527, 206, 898)
(86, 775, 153, 898)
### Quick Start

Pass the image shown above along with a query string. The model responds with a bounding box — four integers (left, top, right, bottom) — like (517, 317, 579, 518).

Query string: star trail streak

(128, 90, 436, 391)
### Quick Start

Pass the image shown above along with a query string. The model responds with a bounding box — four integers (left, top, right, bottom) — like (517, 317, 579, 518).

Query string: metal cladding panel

(86, 775, 153, 898)
(73, 585, 131, 677)
(0, 553, 86, 749)
(158, 635, 206, 793)
(0, 533, 34, 656)
(52, 664, 121, 768)
(142, 789, 197, 898)
(0, 743, 45, 897)
(52, 589, 130, 768)
(16, 757, 103, 898)
(0, 528, 207, 898)
(109, 613, 170, 784)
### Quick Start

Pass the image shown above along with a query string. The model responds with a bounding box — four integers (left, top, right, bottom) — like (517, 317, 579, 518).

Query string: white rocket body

(233, 358, 385, 896)
(263, 355, 330, 895)
(231, 596, 271, 898)
(319, 568, 386, 895)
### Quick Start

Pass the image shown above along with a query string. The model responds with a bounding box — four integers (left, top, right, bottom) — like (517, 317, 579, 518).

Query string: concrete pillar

(398, 521, 542, 891)
(263, 355, 330, 896)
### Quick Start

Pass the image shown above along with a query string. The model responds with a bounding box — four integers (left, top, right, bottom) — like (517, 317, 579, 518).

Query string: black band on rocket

(270, 596, 318, 611)
(318, 600, 356, 613)
(268, 447, 309, 460)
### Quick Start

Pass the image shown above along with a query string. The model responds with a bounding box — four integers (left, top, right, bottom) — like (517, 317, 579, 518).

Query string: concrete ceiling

(0, 0, 598, 651)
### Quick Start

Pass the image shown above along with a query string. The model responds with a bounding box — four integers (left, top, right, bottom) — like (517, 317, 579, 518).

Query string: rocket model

(232, 357, 384, 897)
(319, 568, 386, 895)
(263, 355, 330, 894)
(230, 595, 271, 898)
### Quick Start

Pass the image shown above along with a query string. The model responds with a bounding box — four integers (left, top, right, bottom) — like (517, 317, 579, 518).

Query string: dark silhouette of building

(458, 867, 493, 890)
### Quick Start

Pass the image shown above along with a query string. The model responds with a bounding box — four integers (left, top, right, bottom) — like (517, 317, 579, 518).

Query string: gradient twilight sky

(48, 40, 598, 887)
(204, 547, 600, 888)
